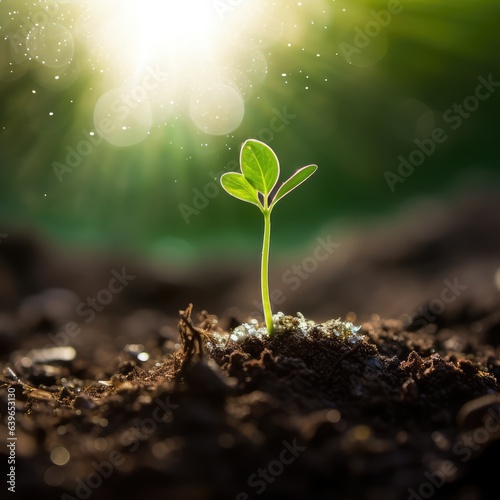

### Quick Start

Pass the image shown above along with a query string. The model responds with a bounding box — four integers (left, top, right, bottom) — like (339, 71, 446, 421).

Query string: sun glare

(115, 0, 219, 74)
(78, 0, 289, 141)
(2, 0, 316, 143)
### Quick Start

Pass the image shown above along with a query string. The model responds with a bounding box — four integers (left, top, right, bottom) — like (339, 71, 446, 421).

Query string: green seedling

(220, 139, 317, 335)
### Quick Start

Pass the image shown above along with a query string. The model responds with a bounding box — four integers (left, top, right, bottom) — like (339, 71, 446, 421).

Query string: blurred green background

(0, 0, 499, 264)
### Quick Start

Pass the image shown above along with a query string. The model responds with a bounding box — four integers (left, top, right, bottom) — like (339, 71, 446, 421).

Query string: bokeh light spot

(26, 23, 74, 69)
(93, 87, 153, 147)
(189, 83, 244, 136)
(50, 446, 70, 466)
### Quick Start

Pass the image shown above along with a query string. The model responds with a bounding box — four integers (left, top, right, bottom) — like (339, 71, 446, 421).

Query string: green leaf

(220, 172, 262, 209)
(240, 139, 279, 196)
(270, 164, 318, 209)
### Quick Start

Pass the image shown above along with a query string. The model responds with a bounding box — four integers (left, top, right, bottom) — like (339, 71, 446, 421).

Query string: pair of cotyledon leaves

(220, 139, 317, 213)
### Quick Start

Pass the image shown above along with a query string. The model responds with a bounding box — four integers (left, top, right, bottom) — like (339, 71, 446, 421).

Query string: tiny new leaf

(220, 172, 262, 209)
(240, 139, 280, 196)
(270, 164, 318, 209)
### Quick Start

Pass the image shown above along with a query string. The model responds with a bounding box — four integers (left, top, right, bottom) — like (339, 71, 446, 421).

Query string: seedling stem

(220, 139, 317, 336)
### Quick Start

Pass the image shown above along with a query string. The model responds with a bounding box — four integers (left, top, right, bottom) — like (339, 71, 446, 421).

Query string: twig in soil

(177, 303, 208, 377)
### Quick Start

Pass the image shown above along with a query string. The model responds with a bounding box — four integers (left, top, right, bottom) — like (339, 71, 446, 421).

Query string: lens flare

(26, 23, 74, 69)
(93, 87, 153, 147)
(189, 83, 245, 136)
(81, 0, 288, 140)
(85, 0, 220, 77)
(0, 0, 323, 145)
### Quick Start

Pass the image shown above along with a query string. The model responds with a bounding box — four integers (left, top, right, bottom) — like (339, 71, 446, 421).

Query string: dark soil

(1, 193, 500, 500)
